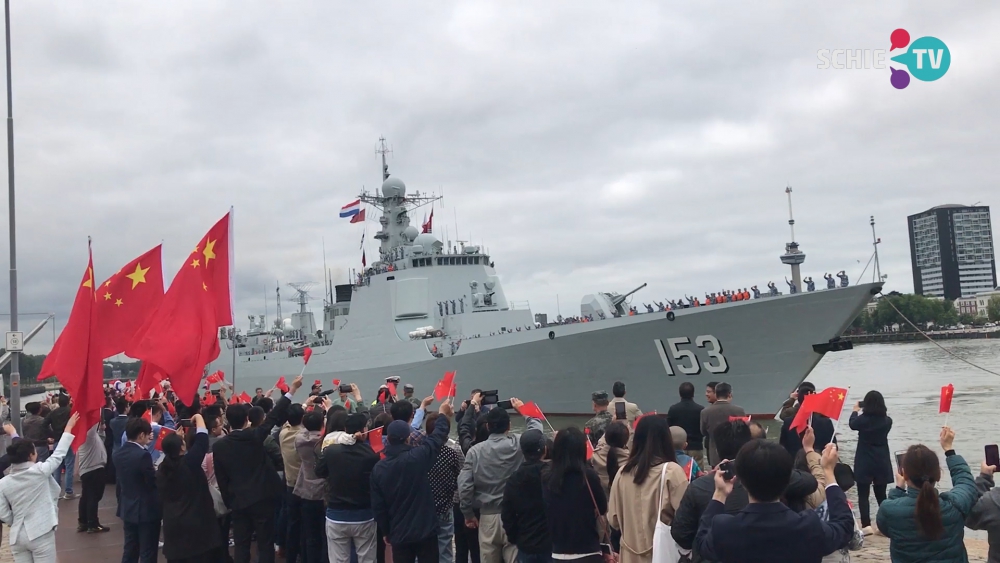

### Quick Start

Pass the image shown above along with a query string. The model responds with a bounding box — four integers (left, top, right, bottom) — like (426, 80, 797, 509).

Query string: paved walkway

(0, 485, 991, 562)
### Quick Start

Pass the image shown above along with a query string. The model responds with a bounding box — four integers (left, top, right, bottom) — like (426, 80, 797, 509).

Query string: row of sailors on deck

(640, 271, 851, 311)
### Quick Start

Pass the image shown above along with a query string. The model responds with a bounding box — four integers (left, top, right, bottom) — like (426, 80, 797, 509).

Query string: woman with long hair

(608, 416, 689, 563)
(849, 390, 893, 534)
(157, 413, 225, 563)
(593, 421, 630, 497)
(876, 427, 979, 562)
(541, 426, 607, 562)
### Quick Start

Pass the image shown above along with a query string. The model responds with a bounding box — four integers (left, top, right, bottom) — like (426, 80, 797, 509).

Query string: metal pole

(5, 0, 21, 433)
(231, 329, 236, 392)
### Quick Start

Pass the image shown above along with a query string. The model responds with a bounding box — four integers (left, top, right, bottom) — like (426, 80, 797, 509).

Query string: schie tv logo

(817, 28, 950, 90)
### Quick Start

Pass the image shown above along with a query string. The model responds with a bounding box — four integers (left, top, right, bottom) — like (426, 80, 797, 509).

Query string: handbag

(651, 464, 682, 563)
(585, 472, 618, 563)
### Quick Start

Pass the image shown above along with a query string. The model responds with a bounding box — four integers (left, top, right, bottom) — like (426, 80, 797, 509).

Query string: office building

(908, 204, 996, 300)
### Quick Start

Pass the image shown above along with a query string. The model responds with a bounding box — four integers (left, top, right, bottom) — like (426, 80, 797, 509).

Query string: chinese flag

(729, 416, 752, 423)
(206, 371, 224, 385)
(516, 401, 546, 420)
(939, 384, 954, 414)
(126, 213, 233, 404)
(275, 377, 289, 394)
(303, 347, 313, 365)
(92, 245, 165, 358)
(203, 392, 217, 406)
(239, 391, 252, 404)
(434, 371, 456, 401)
(369, 426, 384, 453)
(134, 363, 164, 400)
(154, 426, 175, 451)
(422, 209, 433, 233)
(37, 248, 104, 451)
(584, 427, 594, 460)
(790, 387, 849, 433)
(333, 379, 341, 386)
(387, 381, 397, 397)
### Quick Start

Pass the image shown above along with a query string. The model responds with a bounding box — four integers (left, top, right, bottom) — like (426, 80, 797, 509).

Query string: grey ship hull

(211, 283, 879, 416)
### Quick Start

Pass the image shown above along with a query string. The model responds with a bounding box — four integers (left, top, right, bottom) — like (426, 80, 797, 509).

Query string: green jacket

(876, 453, 979, 563)
(329, 394, 366, 415)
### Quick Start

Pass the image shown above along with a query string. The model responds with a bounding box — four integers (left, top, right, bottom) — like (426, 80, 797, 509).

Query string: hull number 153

(654, 335, 729, 376)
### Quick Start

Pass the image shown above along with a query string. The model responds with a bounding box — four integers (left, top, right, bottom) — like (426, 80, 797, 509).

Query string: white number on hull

(654, 335, 729, 376)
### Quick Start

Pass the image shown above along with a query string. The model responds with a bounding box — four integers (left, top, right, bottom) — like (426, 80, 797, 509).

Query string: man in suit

(214, 374, 301, 563)
(699, 383, 746, 467)
(666, 382, 705, 468)
(113, 417, 161, 563)
(694, 440, 854, 563)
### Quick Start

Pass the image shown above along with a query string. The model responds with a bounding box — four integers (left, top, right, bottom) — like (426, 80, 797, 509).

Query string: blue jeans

(437, 511, 455, 563)
(518, 553, 552, 563)
(60, 447, 76, 494)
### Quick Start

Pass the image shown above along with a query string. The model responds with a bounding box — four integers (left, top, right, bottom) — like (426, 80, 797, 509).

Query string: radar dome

(381, 177, 406, 199)
(403, 225, 419, 241)
(413, 233, 442, 251)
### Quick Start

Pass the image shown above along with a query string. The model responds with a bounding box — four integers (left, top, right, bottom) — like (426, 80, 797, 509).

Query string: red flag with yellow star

(36, 246, 105, 451)
(93, 245, 164, 359)
(790, 387, 849, 433)
(125, 212, 233, 404)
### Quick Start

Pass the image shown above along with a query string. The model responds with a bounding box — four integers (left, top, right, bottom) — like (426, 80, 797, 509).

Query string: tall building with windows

(908, 205, 996, 300)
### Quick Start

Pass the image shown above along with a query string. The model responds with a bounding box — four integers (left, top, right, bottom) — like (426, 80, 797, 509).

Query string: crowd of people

(1, 376, 1000, 563)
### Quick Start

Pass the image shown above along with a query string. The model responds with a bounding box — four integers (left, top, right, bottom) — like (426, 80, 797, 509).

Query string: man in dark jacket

(317, 413, 381, 563)
(371, 401, 453, 563)
(213, 375, 300, 563)
(500, 429, 551, 560)
(113, 417, 160, 563)
(20, 402, 49, 460)
(44, 394, 76, 498)
(667, 382, 705, 468)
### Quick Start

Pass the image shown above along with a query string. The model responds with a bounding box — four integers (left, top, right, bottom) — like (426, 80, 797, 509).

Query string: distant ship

(207, 141, 880, 417)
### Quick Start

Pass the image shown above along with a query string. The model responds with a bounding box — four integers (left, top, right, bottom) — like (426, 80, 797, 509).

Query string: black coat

(778, 412, 836, 457)
(501, 459, 551, 554)
(848, 411, 893, 485)
(213, 395, 292, 510)
(316, 440, 381, 511)
(370, 416, 450, 545)
(114, 442, 161, 523)
(157, 431, 223, 560)
(666, 398, 705, 450)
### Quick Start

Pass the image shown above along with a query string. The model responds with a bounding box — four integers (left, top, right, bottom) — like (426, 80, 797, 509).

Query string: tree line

(850, 293, 1000, 334)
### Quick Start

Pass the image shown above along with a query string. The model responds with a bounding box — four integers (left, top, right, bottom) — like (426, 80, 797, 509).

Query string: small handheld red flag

(142, 410, 153, 423)
(303, 347, 313, 365)
(584, 427, 594, 460)
(314, 379, 322, 387)
(203, 392, 217, 406)
(729, 416, 752, 423)
(275, 376, 289, 394)
(434, 371, 457, 401)
(333, 379, 341, 386)
(939, 384, 954, 414)
(449, 382, 457, 399)
(369, 426, 384, 453)
(387, 381, 397, 397)
(790, 387, 849, 433)
(516, 401, 546, 420)
(154, 427, 175, 451)
(206, 371, 224, 385)
(239, 391, 252, 404)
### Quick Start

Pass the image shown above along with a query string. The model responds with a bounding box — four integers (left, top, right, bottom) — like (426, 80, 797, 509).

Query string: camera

(338, 383, 354, 394)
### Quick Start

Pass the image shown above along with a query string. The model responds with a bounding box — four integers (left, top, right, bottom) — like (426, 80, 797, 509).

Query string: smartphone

(497, 400, 513, 410)
(178, 419, 195, 428)
(986, 445, 1000, 468)
(211, 390, 221, 397)
(338, 383, 353, 393)
(894, 450, 907, 474)
(481, 390, 499, 406)
(615, 402, 627, 420)
(719, 460, 735, 481)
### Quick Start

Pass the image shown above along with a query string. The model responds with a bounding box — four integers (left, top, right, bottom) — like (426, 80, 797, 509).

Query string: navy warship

(207, 142, 880, 417)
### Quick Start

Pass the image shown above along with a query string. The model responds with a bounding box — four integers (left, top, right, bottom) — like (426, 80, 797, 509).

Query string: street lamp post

(4, 0, 21, 433)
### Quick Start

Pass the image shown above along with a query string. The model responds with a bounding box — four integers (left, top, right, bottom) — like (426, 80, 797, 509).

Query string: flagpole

(5, 0, 22, 434)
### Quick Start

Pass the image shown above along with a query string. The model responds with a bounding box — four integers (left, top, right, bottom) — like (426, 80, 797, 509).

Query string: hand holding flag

(790, 387, 849, 434)
(940, 384, 955, 426)
(368, 426, 384, 453)
(275, 376, 289, 394)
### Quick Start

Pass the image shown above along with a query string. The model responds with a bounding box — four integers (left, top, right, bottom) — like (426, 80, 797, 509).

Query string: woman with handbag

(542, 426, 609, 563)
(608, 416, 689, 563)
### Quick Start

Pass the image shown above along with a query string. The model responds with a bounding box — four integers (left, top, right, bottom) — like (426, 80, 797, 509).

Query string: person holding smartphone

(849, 390, 894, 535)
(966, 448, 1000, 563)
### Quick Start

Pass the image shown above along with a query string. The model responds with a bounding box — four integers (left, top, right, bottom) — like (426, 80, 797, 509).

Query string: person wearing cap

(309, 382, 323, 397)
(585, 391, 613, 448)
(458, 396, 543, 563)
(609, 381, 643, 427)
(403, 384, 422, 410)
(501, 429, 551, 562)
(370, 401, 455, 563)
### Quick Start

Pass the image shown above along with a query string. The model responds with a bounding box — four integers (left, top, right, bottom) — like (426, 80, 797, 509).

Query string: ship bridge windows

(412, 257, 433, 268)
(432, 256, 483, 266)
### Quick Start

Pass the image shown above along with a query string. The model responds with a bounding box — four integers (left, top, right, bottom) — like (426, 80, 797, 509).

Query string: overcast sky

(2, 2, 997, 355)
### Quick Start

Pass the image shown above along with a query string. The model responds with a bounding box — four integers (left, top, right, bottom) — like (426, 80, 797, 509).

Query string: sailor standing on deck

(585, 391, 614, 447)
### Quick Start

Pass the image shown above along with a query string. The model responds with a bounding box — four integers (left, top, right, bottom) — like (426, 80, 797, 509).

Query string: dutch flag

(340, 200, 361, 219)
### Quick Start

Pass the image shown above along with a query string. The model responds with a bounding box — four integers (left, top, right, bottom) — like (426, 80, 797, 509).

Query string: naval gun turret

(580, 283, 647, 320)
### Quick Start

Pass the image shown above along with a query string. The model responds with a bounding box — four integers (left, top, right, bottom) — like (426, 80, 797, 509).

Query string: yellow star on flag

(191, 258, 201, 268)
(203, 238, 217, 266)
(82, 267, 94, 288)
(104, 292, 112, 301)
(838, 393, 845, 400)
(126, 263, 150, 290)
(202, 282, 208, 291)
(115, 298, 123, 307)
(105, 280, 112, 287)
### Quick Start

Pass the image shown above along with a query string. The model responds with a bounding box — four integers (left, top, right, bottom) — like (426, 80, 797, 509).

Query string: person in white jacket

(0, 411, 80, 563)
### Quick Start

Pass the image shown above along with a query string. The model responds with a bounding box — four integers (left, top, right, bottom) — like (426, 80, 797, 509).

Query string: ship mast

(780, 186, 806, 292)
(377, 136, 391, 180)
